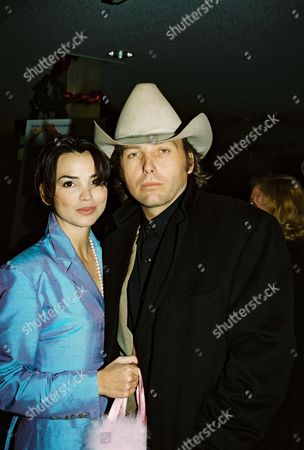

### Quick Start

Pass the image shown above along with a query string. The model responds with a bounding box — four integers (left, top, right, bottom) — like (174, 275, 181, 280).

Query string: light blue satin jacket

(0, 213, 107, 450)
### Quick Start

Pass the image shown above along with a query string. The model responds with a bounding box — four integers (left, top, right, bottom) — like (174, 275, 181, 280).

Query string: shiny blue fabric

(0, 213, 107, 449)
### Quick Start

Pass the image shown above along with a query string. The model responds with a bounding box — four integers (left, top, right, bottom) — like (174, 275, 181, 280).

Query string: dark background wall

(0, 0, 303, 447)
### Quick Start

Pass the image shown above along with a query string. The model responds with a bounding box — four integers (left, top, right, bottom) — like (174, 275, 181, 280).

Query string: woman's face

(51, 151, 107, 233)
(250, 185, 269, 212)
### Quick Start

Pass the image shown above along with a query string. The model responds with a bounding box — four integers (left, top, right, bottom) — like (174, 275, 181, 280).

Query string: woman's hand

(97, 356, 139, 398)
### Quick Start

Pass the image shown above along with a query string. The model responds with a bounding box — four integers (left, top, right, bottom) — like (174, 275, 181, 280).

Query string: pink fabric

(85, 372, 147, 450)
(107, 370, 146, 423)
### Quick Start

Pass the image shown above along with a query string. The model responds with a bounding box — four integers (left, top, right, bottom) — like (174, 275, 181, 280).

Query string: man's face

(120, 139, 194, 219)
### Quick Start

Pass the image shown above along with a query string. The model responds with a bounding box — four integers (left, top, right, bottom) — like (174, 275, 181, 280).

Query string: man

(95, 83, 295, 449)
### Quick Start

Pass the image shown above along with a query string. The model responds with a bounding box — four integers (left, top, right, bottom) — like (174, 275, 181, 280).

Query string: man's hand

(97, 356, 139, 398)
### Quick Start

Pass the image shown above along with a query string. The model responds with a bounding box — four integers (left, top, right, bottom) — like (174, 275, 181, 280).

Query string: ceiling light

(108, 50, 133, 59)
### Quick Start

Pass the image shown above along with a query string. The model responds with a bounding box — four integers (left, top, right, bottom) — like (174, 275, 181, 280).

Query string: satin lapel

(66, 256, 103, 305)
(47, 213, 104, 304)
(135, 207, 186, 342)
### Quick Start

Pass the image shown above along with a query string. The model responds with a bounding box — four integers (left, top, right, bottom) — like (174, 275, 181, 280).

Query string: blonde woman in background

(250, 174, 304, 450)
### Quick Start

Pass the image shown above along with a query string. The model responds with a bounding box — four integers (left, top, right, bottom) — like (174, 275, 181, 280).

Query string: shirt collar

(112, 176, 199, 229)
(140, 189, 185, 239)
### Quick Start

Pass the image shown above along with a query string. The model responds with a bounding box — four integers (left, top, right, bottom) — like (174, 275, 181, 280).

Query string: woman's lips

(76, 206, 96, 215)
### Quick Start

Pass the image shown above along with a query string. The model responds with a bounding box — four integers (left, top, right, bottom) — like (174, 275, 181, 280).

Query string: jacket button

(150, 389, 158, 398)
(148, 304, 156, 314)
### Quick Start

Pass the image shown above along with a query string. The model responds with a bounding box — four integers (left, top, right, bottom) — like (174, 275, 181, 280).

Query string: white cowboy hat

(94, 83, 212, 157)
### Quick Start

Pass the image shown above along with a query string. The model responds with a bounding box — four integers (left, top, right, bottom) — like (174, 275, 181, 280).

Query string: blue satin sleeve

(0, 266, 101, 420)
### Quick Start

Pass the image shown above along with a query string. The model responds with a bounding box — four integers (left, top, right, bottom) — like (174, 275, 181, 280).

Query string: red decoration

(64, 90, 103, 104)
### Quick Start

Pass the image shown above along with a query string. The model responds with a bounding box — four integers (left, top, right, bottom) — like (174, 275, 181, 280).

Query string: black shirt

(127, 195, 183, 331)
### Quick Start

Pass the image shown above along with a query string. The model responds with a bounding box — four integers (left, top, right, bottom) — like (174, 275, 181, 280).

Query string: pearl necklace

(89, 237, 104, 296)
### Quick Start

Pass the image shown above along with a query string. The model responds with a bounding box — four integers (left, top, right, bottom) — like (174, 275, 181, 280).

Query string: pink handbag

(86, 372, 147, 450)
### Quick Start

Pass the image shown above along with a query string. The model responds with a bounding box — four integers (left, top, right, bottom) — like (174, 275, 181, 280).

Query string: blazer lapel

(67, 258, 103, 304)
(117, 227, 140, 356)
(48, 213, 104, 304)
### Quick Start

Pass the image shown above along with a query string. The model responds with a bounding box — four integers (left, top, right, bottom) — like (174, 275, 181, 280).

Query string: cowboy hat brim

(94, 113, 212, 158)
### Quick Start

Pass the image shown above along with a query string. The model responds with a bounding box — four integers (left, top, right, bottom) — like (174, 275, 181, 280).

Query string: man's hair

(110, 138, 209, 203)
(250, 174, 304, 241)
(35, 135, 110, 208)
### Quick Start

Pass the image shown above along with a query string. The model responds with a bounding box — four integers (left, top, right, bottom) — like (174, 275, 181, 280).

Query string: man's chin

(136, 195, 165, 209)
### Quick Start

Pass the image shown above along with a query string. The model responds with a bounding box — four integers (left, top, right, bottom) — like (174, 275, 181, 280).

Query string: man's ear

(39, 184, 50, 206)
(187, 152, 194, 174)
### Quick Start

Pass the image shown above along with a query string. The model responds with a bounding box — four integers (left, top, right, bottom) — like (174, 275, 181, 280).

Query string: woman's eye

(62, 181, 74, 187)
(92, 178, 101, 186)
(160, 148, 170, 154)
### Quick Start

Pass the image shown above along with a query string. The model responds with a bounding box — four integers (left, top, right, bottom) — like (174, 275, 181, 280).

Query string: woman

(0, 136, 138, 450)
(250, 174, 304, 450)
